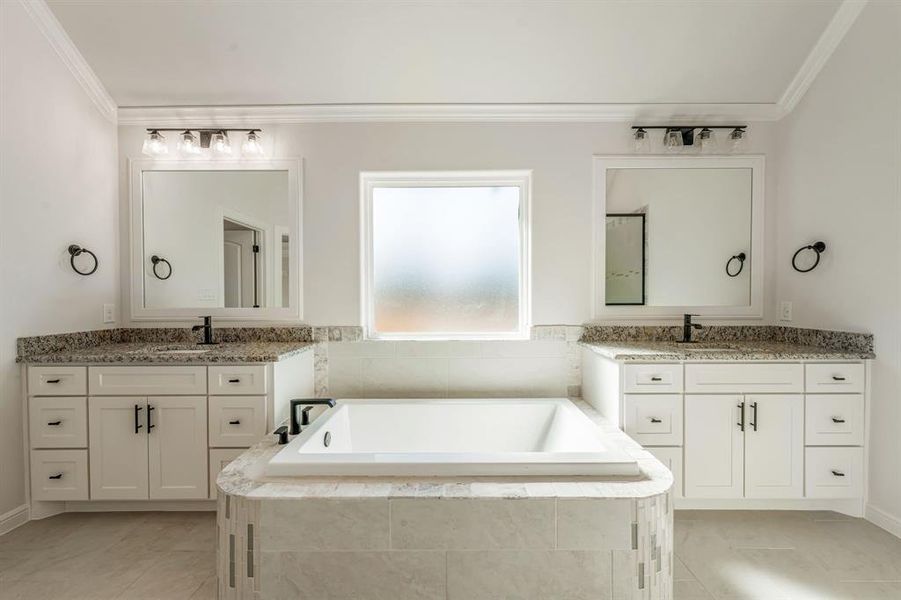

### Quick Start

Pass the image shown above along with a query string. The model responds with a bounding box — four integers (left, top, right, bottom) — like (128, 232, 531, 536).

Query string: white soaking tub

(266, 398, 640, 477)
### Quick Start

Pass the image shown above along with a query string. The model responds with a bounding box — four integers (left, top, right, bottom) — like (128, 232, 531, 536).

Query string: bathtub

(265, 398, 640, 477)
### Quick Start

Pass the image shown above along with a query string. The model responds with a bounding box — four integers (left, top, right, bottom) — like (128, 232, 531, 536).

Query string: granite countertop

(215, 399, 673, 501)
(581, 340, 875, 362)
(17, 341, 315, 364)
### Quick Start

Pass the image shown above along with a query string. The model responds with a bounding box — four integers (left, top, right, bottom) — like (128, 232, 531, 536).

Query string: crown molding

(117, 102, 785, 126)
(19, 0, 117, 124)
(778, 0, 868, 114)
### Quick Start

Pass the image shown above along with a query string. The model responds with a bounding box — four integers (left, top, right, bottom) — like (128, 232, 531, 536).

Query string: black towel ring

(792, 241, 826, 273)
(725, 252, 746, 277)
(150, 255, 172, 280)
(67, 245, 98, 276)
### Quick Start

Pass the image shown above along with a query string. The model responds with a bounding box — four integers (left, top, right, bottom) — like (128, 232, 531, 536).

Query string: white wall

(118, 123, 780, 326)
(0, 1, 119, 516)
(774, 2, 901, 530)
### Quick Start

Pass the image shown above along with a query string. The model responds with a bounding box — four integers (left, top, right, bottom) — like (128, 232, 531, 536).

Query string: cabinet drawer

(209, 396, 267, 447)
(646, 447, 683, 498)
(209, 448, 245, 499)
(685, 363, 803, 393)
(624, 394, 683, 446)
(209, 366, 267, 395)
(89, 366, 207, 395)
(805, 363, 865, 394)
(28, 366, 86, 396)
(30, 449, 89, 501)
(29, 397, 87, 448)
(805, 447, 863, 499)
(623, 364, 683, 393)
(806, 395, 864, 446)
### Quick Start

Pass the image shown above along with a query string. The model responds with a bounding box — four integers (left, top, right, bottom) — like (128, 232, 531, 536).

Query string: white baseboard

(675, 497, 865, 517)
(0, 504, 29, 536)
(64, 500, 216, 512)
(866, 503, 901, 538)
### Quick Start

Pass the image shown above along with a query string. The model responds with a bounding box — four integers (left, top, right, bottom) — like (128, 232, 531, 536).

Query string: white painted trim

(18, 0, 117, 124)
(64, 500, 216, 512)
(360, 170, 532, 341)
(778, 0, 868, 114)
(675, 497, 865, 518)
(590, 155, 766, 321)
(866, 503, 901, 539)
(117, 102, 784, 126)
(0, 504, 29, 536)
(128, 158, 303, 322)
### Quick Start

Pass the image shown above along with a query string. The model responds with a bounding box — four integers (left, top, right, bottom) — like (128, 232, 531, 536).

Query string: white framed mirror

(592, 155, 764, 319)
(129, 159, 302, 321)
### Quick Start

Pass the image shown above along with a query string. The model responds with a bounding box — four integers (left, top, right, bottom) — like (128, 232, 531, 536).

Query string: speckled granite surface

(580, 325, 874, 361)
(215, 399, 673, 500)
(17, 326, 314, 364)
(581, 340, 874, 361)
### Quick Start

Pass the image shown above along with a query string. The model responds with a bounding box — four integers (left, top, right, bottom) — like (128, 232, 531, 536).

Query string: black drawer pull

(831, 470, 845, 477)
(48, 473, 63, 480)
(228, 378, 241, 383)
(228, 419, 241, 425)
(650, 376, 663, 382)
(832, 417, 846, 423)
(649, 417, 662, 424)
(47, 420, 62, 426)
(46, 379, 61, 384)
(832, 376, 846, 381)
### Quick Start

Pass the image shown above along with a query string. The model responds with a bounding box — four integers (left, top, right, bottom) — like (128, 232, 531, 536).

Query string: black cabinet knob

(228, 419, 241, 425)
(228, 378, 241, 383)
(832, 417, 846, 424)
(47, 420, 62, 426)
(831, 470, 846, 477)
(649, 417, 662, 424)
(48, 473, 63, 480)
(46, 379, 61, 384)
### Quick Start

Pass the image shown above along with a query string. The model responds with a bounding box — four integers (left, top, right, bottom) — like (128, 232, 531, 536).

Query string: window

(361, 171, 531, 339)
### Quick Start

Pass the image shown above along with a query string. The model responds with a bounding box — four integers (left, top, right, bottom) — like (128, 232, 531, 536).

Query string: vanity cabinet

(583, 349, 869, 513)
(25, 352, 314, 506)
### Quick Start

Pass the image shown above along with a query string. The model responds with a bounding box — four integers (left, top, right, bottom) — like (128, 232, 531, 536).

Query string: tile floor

(0, 510, 899, 599)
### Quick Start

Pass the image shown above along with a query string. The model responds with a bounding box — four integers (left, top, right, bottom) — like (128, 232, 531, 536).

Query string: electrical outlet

(103, 303, 115, 324)
(780, 301, 793, 322)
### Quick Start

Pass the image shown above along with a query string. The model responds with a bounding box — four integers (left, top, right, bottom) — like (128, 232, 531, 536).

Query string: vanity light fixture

(632, 128, 649, 153)
(141, 128, 263, 158)
(177, 130, 201, 156)
(141, 130, 169, 157)
(631, 125, 747, 153)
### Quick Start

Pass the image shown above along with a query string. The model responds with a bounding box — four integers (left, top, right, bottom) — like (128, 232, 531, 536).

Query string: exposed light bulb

(698, 128, 717, 153)
(177, 130, 201, 156)
(728, 127, 746, 151)
(632, 128, 649, 153)
(663, 128, 683, 152)
(141, 130, 168, 157)
(211, 131, 232, 156)
(241, 131, 264, 157)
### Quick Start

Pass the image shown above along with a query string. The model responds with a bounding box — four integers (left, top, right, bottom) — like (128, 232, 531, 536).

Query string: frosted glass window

(363, 174, 530, 338)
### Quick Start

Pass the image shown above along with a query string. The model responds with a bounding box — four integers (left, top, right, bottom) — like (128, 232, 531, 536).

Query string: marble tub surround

(16, 326, 314, 363)
(216, 399, 673, 599)
(580, 325, 874, 361)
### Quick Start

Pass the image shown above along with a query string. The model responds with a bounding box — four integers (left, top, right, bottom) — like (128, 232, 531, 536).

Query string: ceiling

(46, 0, 843, 109)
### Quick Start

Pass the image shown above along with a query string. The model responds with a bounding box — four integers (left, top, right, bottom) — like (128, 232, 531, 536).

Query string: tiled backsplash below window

(312, 326, 583, 398)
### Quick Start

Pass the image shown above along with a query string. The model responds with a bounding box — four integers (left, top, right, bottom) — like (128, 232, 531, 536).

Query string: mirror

(594, 157, 763, 318)
(131, 161, 301, 320)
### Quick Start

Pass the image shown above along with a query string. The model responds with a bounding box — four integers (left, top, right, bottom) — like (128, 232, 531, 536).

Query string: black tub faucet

(682, 314, 702, 343)
(289, 398, 336, 435)
(193, 316, 217, 345)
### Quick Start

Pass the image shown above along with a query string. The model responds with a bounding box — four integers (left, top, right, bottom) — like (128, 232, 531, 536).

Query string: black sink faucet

(192, 316, 217, 345)
(289, 398, 336, 435)
(682, 313, 702, 343)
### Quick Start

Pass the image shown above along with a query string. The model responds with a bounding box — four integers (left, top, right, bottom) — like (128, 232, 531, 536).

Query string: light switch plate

(102, 304, 115, 324)
(780, 301, 792, 322)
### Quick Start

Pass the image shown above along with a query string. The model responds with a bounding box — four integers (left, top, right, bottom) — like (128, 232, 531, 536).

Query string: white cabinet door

(646, 447, 683, 498)
(744, 395, 804, 498)
(148, 396, 208, 499)
(684, 395, 744, 498)
(89, 397, 149, 500)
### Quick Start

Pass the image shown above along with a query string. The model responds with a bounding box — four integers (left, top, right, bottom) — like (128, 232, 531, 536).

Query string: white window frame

(360, 170, 532, 340)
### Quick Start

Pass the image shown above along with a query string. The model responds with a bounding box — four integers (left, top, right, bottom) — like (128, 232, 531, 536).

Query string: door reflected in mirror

(142, 170, 291, 310)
